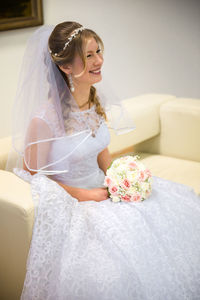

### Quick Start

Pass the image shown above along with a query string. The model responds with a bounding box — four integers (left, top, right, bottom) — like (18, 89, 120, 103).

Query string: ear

(59, 64, 72, 75)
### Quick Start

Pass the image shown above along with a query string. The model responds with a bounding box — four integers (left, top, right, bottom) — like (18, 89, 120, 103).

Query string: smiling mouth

(89, 69, 101, 75)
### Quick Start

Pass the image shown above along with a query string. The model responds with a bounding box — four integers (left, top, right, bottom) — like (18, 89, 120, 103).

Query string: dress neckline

(71, 104, 95, 114)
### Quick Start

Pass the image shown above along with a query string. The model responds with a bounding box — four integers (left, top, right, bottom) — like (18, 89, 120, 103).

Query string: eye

(86, 49, 101, 58)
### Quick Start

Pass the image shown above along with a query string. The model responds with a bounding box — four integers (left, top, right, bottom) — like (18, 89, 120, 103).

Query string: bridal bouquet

(104, 155, 152, 203)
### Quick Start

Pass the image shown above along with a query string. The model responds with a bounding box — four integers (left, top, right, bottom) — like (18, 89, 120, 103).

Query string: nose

(94, 53, 103, 66)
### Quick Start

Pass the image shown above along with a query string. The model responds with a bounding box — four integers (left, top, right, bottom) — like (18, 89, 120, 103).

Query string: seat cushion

(137, 153, 200, 195)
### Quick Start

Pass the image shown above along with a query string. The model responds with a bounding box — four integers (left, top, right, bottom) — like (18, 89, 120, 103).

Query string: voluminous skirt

(20, 173, 200, 300)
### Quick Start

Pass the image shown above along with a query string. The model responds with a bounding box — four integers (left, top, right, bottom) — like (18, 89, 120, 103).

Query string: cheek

(86, 60, 93, 71)
(76, 63, 85, 73)
(73, 63, 86, 78)
(73, 56, 85, 72)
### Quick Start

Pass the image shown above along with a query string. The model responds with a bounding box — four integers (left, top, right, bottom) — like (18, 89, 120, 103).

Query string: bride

(11, 21, 200, 300)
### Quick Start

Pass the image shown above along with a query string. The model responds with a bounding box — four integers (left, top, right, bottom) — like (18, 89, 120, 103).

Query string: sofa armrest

(0, 170, 34, 300)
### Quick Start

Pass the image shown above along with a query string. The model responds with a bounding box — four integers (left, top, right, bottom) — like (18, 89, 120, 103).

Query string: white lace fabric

(19, 172, 200, 300)
(33, 101, 104, 137)
(15, 121, 200, 300)
(34, 100, 64, 138)
(62, 103, 104, 137)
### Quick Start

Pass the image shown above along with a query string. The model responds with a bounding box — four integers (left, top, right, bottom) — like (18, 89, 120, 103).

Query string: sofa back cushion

(0, 136, 12, 170)
(159, 98, 200, 162)
(108, 94, 176, 155)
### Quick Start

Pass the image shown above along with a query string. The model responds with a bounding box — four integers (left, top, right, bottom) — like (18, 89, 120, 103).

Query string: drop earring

(68, 74, 75, 92)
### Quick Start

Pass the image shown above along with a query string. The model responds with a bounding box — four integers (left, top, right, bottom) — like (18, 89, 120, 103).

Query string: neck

(72, 83, 91, 109)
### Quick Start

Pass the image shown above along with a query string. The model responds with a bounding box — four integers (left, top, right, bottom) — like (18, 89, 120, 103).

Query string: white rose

(129, 186, 137, 194)
(107, 168, 116, 178)
(141, 182, 149, 191)
(111, 196, 121, 203)
(116, 164, 127, 173)
(127, 171, 138, 182)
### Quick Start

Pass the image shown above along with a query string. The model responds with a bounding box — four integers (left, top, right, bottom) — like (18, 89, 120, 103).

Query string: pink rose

(145, 168, 152, 178)
(121, 194, 131, 202)
(139, 170, 150, 181)
(129, 162, 137, 170)
(131, 194, 142, 202)
(109, 185, 118, 195)
(122, 179, 131, 189)
(139, 170, 145, 181)
(104, 176, 112, 187)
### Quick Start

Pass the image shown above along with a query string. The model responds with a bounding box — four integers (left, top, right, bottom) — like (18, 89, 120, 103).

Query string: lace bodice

(33, 102, 110, 187)
(34, 101, 105, 138)
(49, 120, 110, 187)
(62, 103, 105, 138)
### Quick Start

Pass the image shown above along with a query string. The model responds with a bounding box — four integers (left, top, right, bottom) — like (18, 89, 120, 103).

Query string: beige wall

(0, 0, 200, 138)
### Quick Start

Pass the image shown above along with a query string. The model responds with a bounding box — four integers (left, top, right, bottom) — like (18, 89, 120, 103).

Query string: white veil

(7, 25, 135, 175)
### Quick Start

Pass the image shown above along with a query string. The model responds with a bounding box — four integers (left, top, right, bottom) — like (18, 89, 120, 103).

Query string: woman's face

(71, 37, 104, 87)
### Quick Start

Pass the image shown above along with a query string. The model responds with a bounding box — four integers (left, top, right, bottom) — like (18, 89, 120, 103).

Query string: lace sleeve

(34, 101, 64, 137)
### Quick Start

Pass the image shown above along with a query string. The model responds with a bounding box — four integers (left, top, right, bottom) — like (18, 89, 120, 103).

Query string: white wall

(0, 0, 200, 138)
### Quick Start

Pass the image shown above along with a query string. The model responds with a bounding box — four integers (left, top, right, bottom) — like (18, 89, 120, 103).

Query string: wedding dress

(17, 104, 200, 300)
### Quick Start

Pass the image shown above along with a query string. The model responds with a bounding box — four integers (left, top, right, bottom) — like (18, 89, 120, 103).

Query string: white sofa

(0, 93, 200, 300)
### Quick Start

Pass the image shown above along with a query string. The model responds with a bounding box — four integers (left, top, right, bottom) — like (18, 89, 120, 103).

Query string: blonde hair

(48, 21, 106, 120)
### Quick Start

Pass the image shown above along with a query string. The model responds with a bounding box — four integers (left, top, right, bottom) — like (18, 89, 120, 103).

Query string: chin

(91, 75, 102, 84)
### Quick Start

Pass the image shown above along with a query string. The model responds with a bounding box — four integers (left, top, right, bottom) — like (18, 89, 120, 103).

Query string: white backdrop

(0, 0, 200, 137)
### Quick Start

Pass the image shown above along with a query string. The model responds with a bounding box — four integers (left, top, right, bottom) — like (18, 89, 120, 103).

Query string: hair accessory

(49, 26, 85, 56)
(68, 74, 75, 92)
(63, 27, 85, 51)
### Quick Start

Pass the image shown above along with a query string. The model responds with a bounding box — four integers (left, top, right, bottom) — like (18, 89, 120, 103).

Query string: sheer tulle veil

(7, 25, 135, 175)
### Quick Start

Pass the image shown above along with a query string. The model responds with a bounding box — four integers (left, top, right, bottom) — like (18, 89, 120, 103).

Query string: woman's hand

(88, 187, 109, 202)
(58, 182, 109, 202)
(77, 187, 109, 202)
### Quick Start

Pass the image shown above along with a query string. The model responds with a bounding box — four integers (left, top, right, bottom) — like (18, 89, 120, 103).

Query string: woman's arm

(23, 117, 52, 174)
(97, 147, 112, 175)
(23, 161, 108, 202)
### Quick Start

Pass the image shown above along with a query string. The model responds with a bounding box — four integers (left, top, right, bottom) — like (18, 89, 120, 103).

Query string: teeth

(90, 69, 100, 73)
